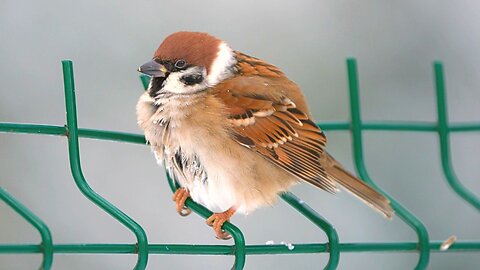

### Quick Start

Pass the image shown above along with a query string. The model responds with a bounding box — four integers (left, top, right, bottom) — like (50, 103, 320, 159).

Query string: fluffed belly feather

(157, 133, 296, 215)
(138, 92, 297, 215)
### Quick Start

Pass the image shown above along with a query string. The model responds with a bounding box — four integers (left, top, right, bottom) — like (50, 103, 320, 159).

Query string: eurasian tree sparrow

(136, 32, 394, 239)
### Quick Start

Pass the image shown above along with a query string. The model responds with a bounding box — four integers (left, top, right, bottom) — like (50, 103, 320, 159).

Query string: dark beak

(138, 59, 168, 77)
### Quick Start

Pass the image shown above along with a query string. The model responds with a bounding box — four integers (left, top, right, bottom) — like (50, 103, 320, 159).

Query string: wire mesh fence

(0, 58, 479, 270)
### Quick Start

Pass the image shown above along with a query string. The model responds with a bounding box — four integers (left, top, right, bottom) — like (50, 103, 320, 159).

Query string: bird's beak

(138, 59, 168, 77)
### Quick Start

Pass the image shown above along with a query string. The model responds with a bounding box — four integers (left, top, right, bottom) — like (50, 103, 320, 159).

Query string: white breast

(162, 128, 247, 214)
(138, 92, 296, 215)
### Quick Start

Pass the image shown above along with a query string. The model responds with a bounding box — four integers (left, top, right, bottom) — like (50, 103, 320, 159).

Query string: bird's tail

(324, 154, 395, 219)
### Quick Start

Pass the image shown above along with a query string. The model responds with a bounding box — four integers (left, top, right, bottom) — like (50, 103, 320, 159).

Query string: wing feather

(212, 53, 394, 217)
(213, 75, 337, 192)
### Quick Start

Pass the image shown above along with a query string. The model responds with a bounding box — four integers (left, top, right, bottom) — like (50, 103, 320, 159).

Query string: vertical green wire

(62, 60, 149, 269)
(346, 58, 430, 269)
(434, 62, 480, 210)
(280, 193, 340, 270)
(0, 188, 53, 270)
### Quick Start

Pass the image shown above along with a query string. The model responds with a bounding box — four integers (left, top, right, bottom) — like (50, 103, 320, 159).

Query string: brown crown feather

(154, 31, 222, 74)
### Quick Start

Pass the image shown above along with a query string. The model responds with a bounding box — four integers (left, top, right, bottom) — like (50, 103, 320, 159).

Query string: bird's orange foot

(206, 208, 236, 240)
(172, 188, 191, 216)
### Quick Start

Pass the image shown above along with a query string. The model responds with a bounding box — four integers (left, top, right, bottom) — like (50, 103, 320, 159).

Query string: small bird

(136, 31, 394, 239)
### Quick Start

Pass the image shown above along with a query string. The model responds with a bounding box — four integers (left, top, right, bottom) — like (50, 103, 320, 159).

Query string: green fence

(0, 59, 479, 270)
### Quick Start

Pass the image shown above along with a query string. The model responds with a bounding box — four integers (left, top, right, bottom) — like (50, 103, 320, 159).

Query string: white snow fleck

(280, 241, 295, 250)
(265, 240, 275, 245)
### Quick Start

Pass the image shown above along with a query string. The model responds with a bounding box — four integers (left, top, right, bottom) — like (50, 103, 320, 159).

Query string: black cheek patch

(181, 74, 204, 86)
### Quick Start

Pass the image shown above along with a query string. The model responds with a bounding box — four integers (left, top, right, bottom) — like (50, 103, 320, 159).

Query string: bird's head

(138, 31, 237, 99)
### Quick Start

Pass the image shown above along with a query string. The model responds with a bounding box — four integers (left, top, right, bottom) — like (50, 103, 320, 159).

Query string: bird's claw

(206, 208, 236, 240)
(172, 188, 191, 217)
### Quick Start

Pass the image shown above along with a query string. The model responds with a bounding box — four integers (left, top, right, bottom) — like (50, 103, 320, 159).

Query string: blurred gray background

(1, 1, 479, 269)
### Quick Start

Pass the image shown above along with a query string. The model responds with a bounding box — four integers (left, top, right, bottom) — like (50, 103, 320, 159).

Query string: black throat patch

(149, 77, 168, 99)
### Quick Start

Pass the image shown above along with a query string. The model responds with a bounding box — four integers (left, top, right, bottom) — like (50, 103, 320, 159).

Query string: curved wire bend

(62, 60, 149, 270)
(434, 62, 480, 210)
(346, 58, 431, 269)
(0, 188, 54, 270)
(281, 193, 340, 269)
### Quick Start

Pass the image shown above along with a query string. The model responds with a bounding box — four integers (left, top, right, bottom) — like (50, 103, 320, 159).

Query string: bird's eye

(174, 59, 187, 69)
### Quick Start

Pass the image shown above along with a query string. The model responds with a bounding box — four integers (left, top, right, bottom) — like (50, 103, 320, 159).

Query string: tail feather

(325, 156, 395, 219)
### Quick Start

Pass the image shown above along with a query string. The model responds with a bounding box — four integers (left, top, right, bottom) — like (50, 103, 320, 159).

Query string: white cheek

(162, 72, 187, 94)
(162, 68, 209, 94)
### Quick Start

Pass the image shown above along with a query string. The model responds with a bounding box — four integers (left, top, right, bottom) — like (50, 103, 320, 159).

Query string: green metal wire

(1, 59, 479, 270)
(0, 123, 145, 144)
(165, 171, 247, 270)
(62, 60, 149, 270)
(434, 62, 480, 210)
(0, 188, 53, 270)
(2, 241, 479, 255)
(280, 193, 340, 269)
(346, 58, 431, 269)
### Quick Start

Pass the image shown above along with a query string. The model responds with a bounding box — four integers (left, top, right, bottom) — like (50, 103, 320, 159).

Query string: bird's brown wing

(213, 53, 394, 218)
(213, 75, 337, 193)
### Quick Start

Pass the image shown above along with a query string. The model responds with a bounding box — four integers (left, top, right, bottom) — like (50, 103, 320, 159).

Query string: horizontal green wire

(318, 121, 480, 132)
(1, 122, 478, 142)
(0, 123, 146, 144)
(1, 242, 478, 254)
